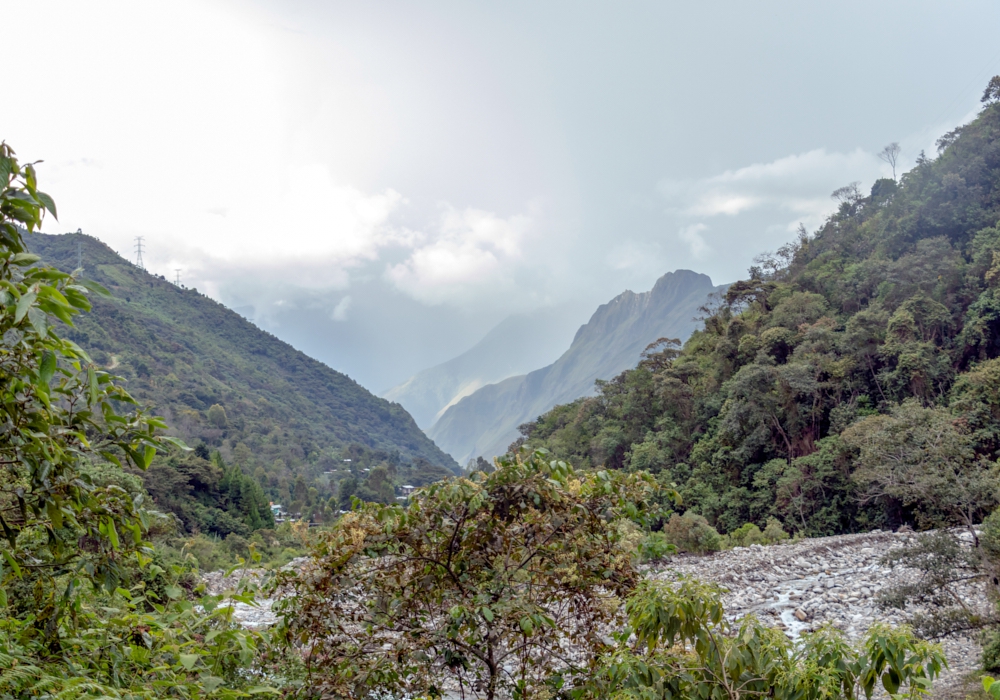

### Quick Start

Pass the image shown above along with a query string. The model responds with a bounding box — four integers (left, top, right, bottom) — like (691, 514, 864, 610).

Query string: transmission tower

(174, 269, 182, 286)
(134, 236, 145, 270)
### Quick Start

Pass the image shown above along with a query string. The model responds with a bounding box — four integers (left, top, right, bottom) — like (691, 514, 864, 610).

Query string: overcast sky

(6, 1, 1000, 391)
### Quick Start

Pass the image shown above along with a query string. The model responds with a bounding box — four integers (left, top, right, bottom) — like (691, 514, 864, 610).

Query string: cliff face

(428, 270, 724, 464)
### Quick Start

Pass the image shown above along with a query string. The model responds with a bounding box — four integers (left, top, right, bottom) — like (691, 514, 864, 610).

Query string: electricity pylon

(134, 236, 145, 270)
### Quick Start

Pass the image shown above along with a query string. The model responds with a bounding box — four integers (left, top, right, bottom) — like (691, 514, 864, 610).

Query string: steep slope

(383, 305, 589, 429)
(29, 234, 458, 487)
(428, 270, 723, 463)
(522, 93, 1000, 537)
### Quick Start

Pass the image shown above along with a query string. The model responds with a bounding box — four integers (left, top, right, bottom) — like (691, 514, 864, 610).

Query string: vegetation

(271, 449, 665, 700)
(14, 73, 1000, 696)
(588, 578, 945, 699)
(520, 85, 1000, 538)
(271, 449, 950, 699)
(29, 233, 458, 531)
(0, 142, 272, 696)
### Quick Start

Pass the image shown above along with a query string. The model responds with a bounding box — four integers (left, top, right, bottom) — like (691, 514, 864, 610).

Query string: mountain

(383, 305, 590, 429)
(521, 94, 1000, 538)
(428, 270, 724, 464)
(28, 234, 457, 518)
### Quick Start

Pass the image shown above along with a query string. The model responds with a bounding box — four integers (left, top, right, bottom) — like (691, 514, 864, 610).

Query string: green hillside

(523, 92, 1000, 537)
(28, 234, 457, 527)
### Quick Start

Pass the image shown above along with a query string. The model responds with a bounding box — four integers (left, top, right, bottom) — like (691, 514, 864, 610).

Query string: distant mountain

(428, 270, 724, 464)
(29, 234, 457, 492)
(383, 305, 590, 429)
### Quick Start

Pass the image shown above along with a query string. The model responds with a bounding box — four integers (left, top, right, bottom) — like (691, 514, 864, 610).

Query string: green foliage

(725, 518, 790, 548)
(662, 512, 722, 553)
(141, 450, 274, 538)
(586, 577, 946, 699)
(638, 531, 675, 561)
(762, 515, 791, 543)
(0, 142, 184, 635)
(271, 449, 665, 700)
(522, 86, 1000, 537)
(0, 580, 274, 698)
(0, 142, 272, 696)
(843, 400, 998, 535)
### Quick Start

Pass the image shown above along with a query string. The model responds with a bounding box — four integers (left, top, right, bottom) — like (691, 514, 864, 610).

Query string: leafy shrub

(225, 532, 251, 559)
(984, 628, 1000, 673)
(182, 533, 233, 572)
(729, 522, 767, 548)
(662, 512, 722, 553)
(762, 516, 790, 543)
(639, 531, 675, 561)
(729, 518, 791, 548)
(272, 449, 660, 699)
(585, 578, 946, 698)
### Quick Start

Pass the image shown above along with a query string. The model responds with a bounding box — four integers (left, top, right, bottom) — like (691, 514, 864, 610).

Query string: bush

(663, 512, 722, 553)
(729, 518, 790, 548)
(762, 516, 790, 543)
(729, 522, 767, 548)
(639, 531, 675, 561)
(225, 532, 251, 560)
(984, 628, 1000, 673)
(182, 533, 232, 572)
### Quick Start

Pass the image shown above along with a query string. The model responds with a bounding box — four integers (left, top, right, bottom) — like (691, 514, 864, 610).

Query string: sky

(5, 0, 1000, 392)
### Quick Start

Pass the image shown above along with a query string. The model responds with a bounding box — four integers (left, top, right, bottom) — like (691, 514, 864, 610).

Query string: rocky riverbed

(204, 532, 991, 697)
(648, 529, 990, 697)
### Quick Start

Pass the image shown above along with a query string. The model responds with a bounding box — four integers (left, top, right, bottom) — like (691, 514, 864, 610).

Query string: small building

(270, 502, 287, 522)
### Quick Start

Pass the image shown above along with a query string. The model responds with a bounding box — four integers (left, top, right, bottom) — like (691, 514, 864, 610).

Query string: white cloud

(385, 205, 533, 304)
(331, 295, 352, 321)
(659, 148, 888, 233)
(678, 223, 710, 258)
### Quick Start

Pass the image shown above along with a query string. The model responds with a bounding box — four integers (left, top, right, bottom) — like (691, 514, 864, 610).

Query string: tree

(271, 449, 664, 700)
(983, 75, 1000, 104)
(207, 403, 228, 428)
(0, 143, 187, 634)
(831, 181, 863, 205)
(0, 143, 270, 696)
(842, 400, 999, 539)
(878, 142, 902, 180)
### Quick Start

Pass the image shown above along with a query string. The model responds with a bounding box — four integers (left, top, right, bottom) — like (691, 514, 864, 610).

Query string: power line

(134, 236, 145, 270)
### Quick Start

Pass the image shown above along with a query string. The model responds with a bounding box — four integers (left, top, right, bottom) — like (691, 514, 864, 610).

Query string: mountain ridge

(383, 305, 589, 428)
(428, 269, 724, 463)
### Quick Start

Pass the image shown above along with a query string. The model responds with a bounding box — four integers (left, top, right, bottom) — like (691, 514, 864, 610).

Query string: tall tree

(878, 141, 902, 180)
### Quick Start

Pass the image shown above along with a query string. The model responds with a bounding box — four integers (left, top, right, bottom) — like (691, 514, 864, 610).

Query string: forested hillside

(523, 93, 1000, 537)
(29, 234, 457, 529)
